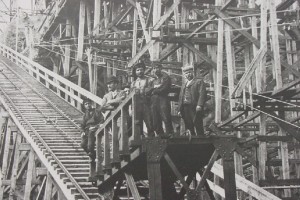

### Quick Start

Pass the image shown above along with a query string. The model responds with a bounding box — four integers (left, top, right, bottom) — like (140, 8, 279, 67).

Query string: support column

(145, 138, 167, 200)
(24, 149, 35, 200)
(0, 120, 13, 200)
(77, 0, 86, 87)
(8, 131, 21, 200)
(63, 19, 71, 77)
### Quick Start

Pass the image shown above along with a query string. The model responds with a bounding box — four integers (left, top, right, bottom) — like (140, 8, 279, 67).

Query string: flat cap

(182, 64, 194, 72)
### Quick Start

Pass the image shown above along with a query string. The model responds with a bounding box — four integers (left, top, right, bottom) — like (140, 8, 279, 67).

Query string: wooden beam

(24, 149, 35, 200)
(125, 173, 142, 200)
(0, 121, 12, 200)
(164, 153, 189, 191)
(195, 150, 219, 194)
(8, 133, 21, 200)
(232, 45, 267, 98)
(44, 172, 53, 200)
(182, 43, 217, 69)
(214, 9, 300, 78)
(211, 163, 281, 200)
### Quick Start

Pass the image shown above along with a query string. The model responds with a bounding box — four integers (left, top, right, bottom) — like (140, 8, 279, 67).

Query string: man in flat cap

(131, 62, 154, 137)
(81, 98, 104, 159)
(148, 63, 174, 137)
(178, 64, 206, 136)
(102, 76, 126, 119)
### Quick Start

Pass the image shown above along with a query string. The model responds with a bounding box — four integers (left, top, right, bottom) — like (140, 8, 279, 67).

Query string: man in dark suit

(148, 63, 174, 137)
(131, 63, 154, 137)
(178, 64, 206, 135)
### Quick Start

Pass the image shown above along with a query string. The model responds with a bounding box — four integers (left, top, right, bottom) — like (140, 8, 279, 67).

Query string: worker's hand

(81, 132, 85, 137)
(196, 106, 203, 112)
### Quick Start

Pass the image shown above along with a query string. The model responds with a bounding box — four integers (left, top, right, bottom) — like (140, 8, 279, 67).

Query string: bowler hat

(106, 76, 119, 84)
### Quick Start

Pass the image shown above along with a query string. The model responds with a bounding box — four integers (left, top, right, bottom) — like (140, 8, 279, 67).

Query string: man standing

(102, 76, 126, 119)
(131, 63, 154, 137)
(148, 63, 174, 137)
(81, 99, 104, 159)
(178, 64, 206, 135)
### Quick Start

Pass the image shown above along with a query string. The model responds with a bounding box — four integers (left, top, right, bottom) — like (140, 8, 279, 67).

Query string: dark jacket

(178, 78, 206, 112)
(149, 72, 171, 97)
(81, 108, 104, 132)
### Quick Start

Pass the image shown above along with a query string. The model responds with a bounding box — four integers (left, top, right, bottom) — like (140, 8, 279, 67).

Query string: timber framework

(0, 0, 299, 199)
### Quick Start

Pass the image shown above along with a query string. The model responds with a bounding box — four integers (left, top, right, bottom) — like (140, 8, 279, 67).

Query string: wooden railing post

(96, 131, 104, 179)
(112, 116, 120, 164)
(103, 127, 111, 173)
(130, 92, 141, 147)
(120, 106, 129, 157)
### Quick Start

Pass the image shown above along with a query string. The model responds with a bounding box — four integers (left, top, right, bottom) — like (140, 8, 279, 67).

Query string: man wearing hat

(178, 64, 206, 135)
(81, 98, 104, 159)
(102, 76, 126, 119)
(131, 62, 154, 137)
(148, 63, 174, 137)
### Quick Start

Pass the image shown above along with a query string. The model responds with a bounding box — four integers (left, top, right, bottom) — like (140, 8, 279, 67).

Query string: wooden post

(125, 173, 142, 200)
(8, 131, 21, 200)
(24, 149, 35, 200)
(214, 1, 224, 199)
(44, 172, 53, 200)
(112, 116, 120, 164)
(77, 0, 86, 88)
(94, 0, 101, 35)
(0, 120, 13, 200)
(147, 161, 163, 200)
(63, 19, 71, 77)
(152, 0, 161, 60)
(258, 0, 268, 182)
(223, 158, 237, 200)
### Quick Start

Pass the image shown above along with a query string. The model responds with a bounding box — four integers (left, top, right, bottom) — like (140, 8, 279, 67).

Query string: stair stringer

(0, 95, 77, 200)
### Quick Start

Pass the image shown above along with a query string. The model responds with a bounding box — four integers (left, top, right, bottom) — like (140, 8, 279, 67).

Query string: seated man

(81, 99, 104, 159)
(102, 76, 126, 119)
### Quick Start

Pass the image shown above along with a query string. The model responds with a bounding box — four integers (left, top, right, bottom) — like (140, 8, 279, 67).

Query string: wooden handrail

(95, 89, 142, 176)
(0, 43, 104, 111)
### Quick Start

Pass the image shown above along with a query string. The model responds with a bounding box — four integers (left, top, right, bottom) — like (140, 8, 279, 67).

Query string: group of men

(80, 62, 207, 159)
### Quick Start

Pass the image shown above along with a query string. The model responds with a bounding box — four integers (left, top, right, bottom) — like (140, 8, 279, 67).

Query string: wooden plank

(0, 121, 12, 200)
(211, 163, 281, 200)
(103, 127, 111, 170)
(24, 149, 35, 200)
(196, 150, 219, 193)
(44, 172, 53, 200)
(182, 43, 217, 69)
(19, 143, 31, 151)
(232, 45, 267, 98)
(77, 0, 86, 61)
(214, 9, 300, 78)
(35, 176, 46, 200)
(8, 133, 21, 200)
(125, 172, 142, 200)
(96, 131, 104, 177)
(147, 162, 163, 200)
(120, 107, 129, 155)
(93, 0, 101, 35)
(223, 159, 237, 200)
(164, 153, 189, 191)
(215, 1, 224, 124)
(112, 117, 120, 163)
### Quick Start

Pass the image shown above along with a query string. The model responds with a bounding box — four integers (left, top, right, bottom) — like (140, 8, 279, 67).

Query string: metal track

(0, 62, 99, 199)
